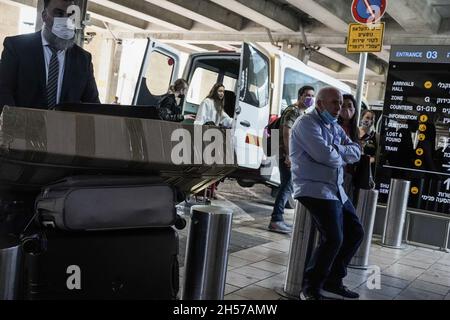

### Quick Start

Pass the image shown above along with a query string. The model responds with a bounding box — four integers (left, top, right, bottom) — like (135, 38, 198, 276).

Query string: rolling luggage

(23, 228, 179, 300)
(35, 176, 177, 231)
(21, 175, 181, 300)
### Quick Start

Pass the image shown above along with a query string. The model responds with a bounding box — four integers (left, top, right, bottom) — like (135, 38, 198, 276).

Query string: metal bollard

(283, 201, 317, 299)
(382, 179, 411, 249)
(349, 189, 379, 269)
(182, 205, 233, 300)
(0, 235, 23, 300)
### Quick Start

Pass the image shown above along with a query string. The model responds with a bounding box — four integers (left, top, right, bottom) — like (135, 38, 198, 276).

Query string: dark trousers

(271, 158, 293, 222)
(298, 196, 364, 289)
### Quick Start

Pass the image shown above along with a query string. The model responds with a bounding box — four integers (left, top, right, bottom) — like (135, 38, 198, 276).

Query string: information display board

(377, 45, 450, 214)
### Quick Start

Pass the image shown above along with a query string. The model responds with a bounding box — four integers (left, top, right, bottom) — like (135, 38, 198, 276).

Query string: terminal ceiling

(3, 0, 450, 89)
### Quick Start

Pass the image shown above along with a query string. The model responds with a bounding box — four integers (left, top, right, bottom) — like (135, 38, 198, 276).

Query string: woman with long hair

(194, 83, 233, 128)
(338, 94, 359, 143)
(359, 109, 378, 162)
(357, 109, 378, 185)
(159, 79, 195, 122)
(338, 94, 360, 203)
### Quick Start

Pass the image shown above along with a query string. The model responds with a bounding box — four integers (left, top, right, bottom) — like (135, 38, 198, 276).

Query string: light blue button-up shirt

(290, 109, 361, 204)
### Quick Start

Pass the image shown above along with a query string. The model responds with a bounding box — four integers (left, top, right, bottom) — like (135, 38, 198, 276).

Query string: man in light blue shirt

(290, 87, 364, 300)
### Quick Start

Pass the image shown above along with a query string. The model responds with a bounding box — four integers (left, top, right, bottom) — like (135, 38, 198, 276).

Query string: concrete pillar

(84, 33, 105, 102)
(0, 3, 21, 52)
(83, 34, 123, 104)
(366, 81, 386, 103)
(35, 0, 44, 31)
(74, 0, 87, 47)
(106, 40, 123, 104)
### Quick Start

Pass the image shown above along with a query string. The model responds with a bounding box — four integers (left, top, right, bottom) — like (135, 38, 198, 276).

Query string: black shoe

(322, 284, 360, 299)
(300, 287, 335, 300)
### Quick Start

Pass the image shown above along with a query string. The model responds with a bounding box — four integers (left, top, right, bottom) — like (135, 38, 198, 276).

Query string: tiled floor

(231, 237, 450, 300)
(178, 181, 450, 300)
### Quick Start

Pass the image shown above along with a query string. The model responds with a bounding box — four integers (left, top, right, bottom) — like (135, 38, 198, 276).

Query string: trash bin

(283, 201, 318, 299)
(382, 179, 411, 249)
(349, 188, 379, 269)
(182, 205, 233, 300)
(0, 234, 23, 300)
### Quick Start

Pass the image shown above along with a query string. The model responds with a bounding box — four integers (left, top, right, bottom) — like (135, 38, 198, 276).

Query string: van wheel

(237, 179, 255, 188)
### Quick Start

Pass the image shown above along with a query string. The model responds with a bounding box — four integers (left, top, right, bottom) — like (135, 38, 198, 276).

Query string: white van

(130, 39, 351, 198)
(258, 51, 352, 188)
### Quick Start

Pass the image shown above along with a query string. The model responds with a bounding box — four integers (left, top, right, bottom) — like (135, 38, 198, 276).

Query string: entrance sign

(377, 45, 450, 214)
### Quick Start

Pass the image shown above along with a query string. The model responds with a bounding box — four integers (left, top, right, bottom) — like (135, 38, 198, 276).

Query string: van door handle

(240, 120, 251, 127)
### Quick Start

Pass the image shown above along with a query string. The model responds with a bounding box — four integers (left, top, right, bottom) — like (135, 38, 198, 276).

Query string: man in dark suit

(0, 0, 99, 111)
(0, 0, 99, 236)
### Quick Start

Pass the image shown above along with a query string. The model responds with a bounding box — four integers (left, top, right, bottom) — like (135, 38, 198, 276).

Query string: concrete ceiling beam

(90, 0, 194, 31)
(145, 0, 244, 32)
(210, 0, 299, 32)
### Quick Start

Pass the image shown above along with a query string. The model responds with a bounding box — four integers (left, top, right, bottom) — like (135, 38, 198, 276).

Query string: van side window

(145, 51, 175, 96)
(223, 76, 237, 92)
(184, 67, 219, 115)
(282, 68, 325, 110)
(186, 67, 219, 106)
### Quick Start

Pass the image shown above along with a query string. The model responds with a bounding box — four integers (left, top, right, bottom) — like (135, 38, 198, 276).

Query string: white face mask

(51, 17, 75, 40)
(361, 119, 374, 128)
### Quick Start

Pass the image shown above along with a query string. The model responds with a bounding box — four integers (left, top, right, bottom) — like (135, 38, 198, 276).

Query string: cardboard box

(0, 106, 237, 193)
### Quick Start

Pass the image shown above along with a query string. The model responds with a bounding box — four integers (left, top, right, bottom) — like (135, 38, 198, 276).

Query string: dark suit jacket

(0, 31, 100, 110)
(158, 93, 184, 122)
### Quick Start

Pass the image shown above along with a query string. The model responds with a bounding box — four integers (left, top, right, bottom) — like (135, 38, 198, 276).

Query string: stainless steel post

(349, 189, 379, 269)
(441, 221, 450, 252)
(283, 201, 317, 299)
(355, 53, 368, 125)
(404, 213, 411, 244)
(182, 205, 233, 300)
(0, 235, 23, 300)
(382, 179, 411, 249)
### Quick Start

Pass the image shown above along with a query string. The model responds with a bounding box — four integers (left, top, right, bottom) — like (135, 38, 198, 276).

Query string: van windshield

(239, 45, 270, 109)
(184, 57, 240, 116)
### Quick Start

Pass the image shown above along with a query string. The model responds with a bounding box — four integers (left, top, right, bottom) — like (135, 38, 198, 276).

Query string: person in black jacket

(0, 0, 99, 111)
(338, 94, 360, 203)
(0, 0, 100, 237)
(159, 79, 195, 122)
(358, 109, 378, 173)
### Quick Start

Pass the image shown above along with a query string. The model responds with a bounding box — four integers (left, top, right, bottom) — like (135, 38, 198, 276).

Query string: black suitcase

(22, 227, 179, 300)
(35, 176, 178, 231)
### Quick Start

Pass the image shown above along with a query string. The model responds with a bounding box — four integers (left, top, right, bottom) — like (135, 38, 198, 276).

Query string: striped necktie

(46, 47, 59, 108)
